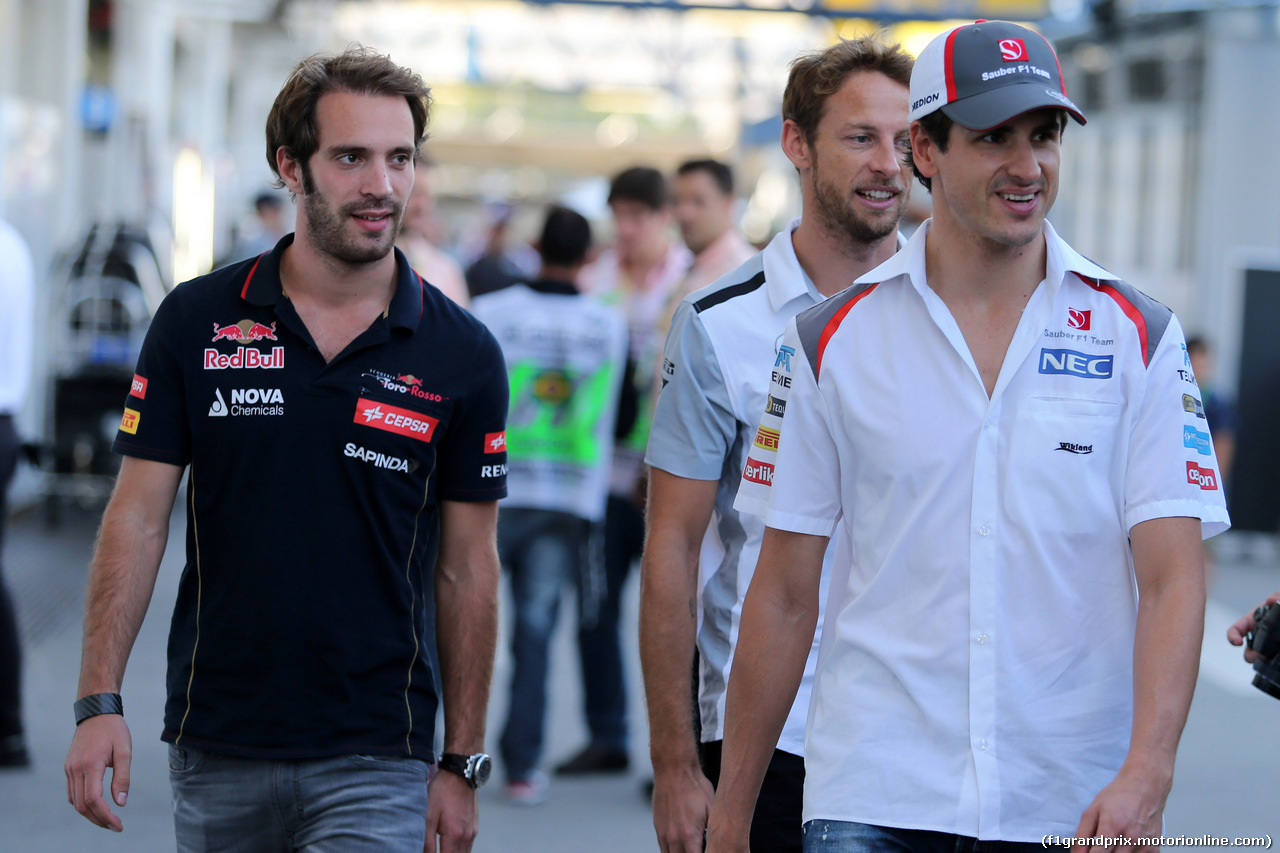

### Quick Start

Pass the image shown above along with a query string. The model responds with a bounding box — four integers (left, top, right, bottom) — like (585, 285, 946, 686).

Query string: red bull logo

(203, 347, 285, 370)
(396, 375, 423, 387)
(211, 320, 279, 344)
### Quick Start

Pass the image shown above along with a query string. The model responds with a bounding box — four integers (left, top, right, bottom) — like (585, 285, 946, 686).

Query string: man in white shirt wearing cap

(707, 20, 1230, 853)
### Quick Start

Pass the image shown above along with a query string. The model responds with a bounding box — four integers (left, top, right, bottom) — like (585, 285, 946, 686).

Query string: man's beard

(302, 187, 402, 266)
(811, 163, 904, 250)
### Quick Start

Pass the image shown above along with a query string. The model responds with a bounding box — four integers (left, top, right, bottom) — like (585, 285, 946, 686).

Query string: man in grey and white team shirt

(640, 36, 914, 853)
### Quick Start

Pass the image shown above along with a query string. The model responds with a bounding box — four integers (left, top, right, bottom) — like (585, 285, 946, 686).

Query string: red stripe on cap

(943, 28, 963, 103)
(1044, 33, 1069, 95)
(1077, 273, 1149, 366)
(816, 284, 878, 380)
(239, 253, 266, 300)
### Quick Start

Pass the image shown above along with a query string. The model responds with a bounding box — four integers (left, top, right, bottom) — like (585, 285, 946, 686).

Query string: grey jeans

(169, 744, 430, 853)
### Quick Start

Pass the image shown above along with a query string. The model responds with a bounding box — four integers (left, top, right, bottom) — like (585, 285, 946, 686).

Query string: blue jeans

(169, 745, 429, 852)
(802, 821, 1047, 853)
(497, 508, 595, 781)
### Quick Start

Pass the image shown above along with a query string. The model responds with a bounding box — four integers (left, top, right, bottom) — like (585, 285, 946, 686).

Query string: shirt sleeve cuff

(1125, 499, 1231, 540)
(763, 508, 838, 539)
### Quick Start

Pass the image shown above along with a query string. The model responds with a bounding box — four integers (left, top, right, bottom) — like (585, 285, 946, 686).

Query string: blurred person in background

(465, 203, 538, 299)
(224, 191, 290, 263)
(472, 205, 632, 805)
(1186, 336, 1236, 482)
(670, 159, 755, 302)
(0, 215, 34, 769)
(560, 166, 690, 776)
(397, 152, 469, 307)
(64, 47, 506, 852)
(642, 37, 914, 853)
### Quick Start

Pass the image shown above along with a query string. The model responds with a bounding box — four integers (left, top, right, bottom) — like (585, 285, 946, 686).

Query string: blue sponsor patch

(1183, 425, 1211, 456)
(1038, 348, 1114, 379)
(774, 345, 795, 373)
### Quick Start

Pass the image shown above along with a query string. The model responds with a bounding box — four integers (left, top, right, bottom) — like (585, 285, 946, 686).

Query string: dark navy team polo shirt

(114, 235, 508, 760)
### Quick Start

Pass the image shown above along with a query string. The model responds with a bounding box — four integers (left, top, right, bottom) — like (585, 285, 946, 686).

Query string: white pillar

(111, 0, 176, 224)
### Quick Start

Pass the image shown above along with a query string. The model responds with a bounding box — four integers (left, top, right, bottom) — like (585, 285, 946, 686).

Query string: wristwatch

(437, 752, 492, 789)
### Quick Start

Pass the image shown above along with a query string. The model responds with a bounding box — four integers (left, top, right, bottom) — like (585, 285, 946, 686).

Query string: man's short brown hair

(265, 46, 432, 189)
(782, 36, 914, 146)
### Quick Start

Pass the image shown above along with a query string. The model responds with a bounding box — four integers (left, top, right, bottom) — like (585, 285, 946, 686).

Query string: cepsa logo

(130, 374, 147, 399)
(361, 370, 446, 403)
(485, 432, 507, 454)
(211, 320, 277, 344)
(1068, 308, 1091, 330)
(354, 398, 439, 443)
(1186, 461, 1219, 490)
(743, 457, 774, 486)
(999, 38, 1029, 61)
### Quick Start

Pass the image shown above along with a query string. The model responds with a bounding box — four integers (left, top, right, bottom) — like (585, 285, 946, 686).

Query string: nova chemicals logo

(1183, 425, 1211, 456)
(1038, 348, 1113, 379)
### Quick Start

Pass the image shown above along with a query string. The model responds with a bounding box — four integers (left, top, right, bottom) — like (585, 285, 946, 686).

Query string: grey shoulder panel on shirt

(1107, 278, 1173, 367)
(795, 282, 879, 378)
(693, 270, 765, 314)
(1078, 274, 1173, 368)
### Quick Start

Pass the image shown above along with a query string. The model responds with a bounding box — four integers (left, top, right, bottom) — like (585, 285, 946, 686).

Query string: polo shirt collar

(764, 219, 817, 313)
(858, 219, 1120, 297)
(241, 234, 425, 331)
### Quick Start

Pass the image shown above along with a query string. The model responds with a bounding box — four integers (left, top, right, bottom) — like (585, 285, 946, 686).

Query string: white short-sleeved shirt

(646, 221, 834, 755)
(735, 220, 1230, 840)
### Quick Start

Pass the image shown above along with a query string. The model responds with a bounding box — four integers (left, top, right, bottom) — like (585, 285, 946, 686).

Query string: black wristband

(74, 693, 123, 725)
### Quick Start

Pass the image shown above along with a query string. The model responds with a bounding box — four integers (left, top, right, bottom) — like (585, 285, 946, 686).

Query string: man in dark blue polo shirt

(64, 47, 506, 853)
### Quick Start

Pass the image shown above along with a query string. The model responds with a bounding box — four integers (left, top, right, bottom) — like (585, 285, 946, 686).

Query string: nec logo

(1038, 348, 1113, 379)
(999, 38, 1028, 61)
(743, 457, 774, 486)
(1186, 461, 1218, 490)
(1068, 308, 1090, 330)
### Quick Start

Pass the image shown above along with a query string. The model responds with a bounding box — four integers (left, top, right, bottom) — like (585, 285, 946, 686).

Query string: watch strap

(74, 693, 123, 725)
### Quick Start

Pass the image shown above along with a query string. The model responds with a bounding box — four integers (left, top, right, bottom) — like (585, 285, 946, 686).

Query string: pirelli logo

(120, 408, 140, 435)
(753, 426, 780, 452)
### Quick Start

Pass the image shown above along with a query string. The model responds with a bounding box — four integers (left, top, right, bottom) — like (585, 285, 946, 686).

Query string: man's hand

(652, 763, 716, 853)
(1227, 592, 1280, 663)
(65, 714, 132, 832)
(424, 768, 478, 853)
(1070, 762, 1168, 853)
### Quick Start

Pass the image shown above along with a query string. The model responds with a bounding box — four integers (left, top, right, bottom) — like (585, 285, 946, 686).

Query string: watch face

(470, 753, 492, 788)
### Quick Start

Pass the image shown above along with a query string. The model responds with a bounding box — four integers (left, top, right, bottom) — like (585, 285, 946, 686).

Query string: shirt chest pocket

(1005, 396, 1124, 534)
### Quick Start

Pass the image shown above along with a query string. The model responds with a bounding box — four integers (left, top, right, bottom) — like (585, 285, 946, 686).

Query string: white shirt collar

(857, 218, 1119, 296)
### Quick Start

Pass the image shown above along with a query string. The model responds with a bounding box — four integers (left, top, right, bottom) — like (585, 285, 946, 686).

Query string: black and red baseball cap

(908, 20, 1086, 130)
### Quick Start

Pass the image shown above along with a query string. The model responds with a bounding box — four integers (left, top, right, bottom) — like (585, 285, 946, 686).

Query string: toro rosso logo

(999, 38, 1029, 61)
(212, 320, 278, 343)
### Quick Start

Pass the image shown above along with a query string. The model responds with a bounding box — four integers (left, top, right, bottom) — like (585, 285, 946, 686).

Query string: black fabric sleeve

(435, 326, 509, 501)
(111, 287, 190, 466)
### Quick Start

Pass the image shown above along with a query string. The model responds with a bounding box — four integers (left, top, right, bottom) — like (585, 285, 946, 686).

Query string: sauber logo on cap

(485, 432, 507, 454)
(999, 38, 1028, 61)
(354, 398, 438, 442)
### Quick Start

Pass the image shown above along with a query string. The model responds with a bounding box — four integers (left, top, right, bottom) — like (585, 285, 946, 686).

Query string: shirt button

(977, 633, 989, 645)
(980, 739, 989, 750)
(978, 525, 991, 536)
